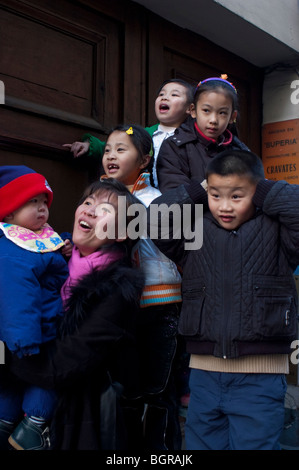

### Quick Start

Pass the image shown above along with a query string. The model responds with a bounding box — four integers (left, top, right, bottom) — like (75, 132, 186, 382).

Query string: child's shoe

(8, 417, 50, 450)
(0, 420, 15, 450)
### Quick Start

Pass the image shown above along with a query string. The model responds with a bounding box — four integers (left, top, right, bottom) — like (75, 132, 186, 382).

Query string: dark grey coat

(149, 179, 299, 359)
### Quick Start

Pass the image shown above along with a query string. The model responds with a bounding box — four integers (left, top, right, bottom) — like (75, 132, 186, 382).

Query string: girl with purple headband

(156, 74, 250, 192)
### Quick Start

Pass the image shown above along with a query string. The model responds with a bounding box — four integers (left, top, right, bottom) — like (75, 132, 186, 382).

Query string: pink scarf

(61, 245, 124, 306)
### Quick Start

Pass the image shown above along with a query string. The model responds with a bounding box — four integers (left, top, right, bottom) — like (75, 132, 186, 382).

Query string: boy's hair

(194, 75, 239, 111)
(157, 78, 195, 105)
(206, 150, 265, 184)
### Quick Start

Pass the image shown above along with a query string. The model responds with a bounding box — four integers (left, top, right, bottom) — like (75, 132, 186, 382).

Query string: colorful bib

(0, 222, 65, 253)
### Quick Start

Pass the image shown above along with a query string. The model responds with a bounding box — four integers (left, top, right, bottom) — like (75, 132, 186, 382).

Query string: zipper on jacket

(221, 230, 238, 358)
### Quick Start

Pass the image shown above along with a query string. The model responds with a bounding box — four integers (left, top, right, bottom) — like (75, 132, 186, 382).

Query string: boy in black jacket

(148, 149, 299, 450)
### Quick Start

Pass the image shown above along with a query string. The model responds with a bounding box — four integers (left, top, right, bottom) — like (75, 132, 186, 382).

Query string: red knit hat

(0, 165, 53, 221)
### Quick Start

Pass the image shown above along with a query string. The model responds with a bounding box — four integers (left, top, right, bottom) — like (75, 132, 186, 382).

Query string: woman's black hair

(79, 177, 138, 205)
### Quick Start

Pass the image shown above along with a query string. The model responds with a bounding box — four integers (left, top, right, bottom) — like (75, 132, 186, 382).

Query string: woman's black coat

(9, 260, 144, 450)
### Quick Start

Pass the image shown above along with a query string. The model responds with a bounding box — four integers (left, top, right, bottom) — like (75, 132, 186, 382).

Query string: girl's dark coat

(9, 261, 144, 450)
(157, 116, 249, 192)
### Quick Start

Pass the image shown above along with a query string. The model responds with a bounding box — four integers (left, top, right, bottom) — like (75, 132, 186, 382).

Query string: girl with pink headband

(156, 74, 250, 193)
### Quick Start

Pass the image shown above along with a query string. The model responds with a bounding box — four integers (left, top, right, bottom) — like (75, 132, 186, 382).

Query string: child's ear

(185, 103, 194, 116)
(139, 154, 151, 170)
(190, 103, 196, 118)
(230, 110, 238, 124)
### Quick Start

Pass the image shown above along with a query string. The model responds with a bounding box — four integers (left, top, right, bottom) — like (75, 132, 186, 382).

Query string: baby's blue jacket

(0, 232, 68, 357)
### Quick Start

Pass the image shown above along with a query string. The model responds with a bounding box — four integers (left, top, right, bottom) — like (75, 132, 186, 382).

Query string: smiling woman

(7, 178, 145, 451)
(72, 190, 120, 256)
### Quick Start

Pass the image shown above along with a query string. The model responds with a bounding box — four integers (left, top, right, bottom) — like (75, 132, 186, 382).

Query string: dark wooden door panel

(0, 0, 122, 146)
(0, 0, 124, 232)
(0, 0, 263, 234)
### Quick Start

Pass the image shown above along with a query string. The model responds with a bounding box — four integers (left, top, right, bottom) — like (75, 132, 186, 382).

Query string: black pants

(124, 303, 183, 450)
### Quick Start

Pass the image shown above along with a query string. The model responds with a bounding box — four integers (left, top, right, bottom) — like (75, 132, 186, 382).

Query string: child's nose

(220, 199, 232, 211)
(107, 152, 116, 159)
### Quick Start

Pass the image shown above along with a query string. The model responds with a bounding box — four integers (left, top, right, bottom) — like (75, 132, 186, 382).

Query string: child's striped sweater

(131, 173, 182, 308)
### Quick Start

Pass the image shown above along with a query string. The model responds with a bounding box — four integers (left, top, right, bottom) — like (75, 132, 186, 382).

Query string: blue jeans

(186, 368, 287, 450)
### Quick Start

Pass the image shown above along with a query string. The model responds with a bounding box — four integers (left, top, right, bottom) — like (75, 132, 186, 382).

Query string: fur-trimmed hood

(59, 260, 144, 337)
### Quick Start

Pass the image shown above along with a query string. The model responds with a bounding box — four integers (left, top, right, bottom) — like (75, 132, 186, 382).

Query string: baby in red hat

(0, 165, 70, 450)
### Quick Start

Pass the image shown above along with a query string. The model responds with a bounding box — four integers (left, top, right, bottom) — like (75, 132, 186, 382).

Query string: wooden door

(0, 0, 124, 232)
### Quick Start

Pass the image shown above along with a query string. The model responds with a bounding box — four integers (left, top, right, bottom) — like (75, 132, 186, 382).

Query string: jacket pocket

(178, 279, 205, 336)
(253, 275, 297, 340)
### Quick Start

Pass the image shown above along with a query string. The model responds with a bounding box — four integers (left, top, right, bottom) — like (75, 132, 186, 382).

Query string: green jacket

(82, 124, 159, 161)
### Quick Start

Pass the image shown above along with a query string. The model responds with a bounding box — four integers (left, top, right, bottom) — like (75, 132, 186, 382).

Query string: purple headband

(196, 75, 237, 94)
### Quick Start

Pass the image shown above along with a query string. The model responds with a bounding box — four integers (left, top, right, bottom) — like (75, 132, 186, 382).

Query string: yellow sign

(262, 119, 299, 183)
